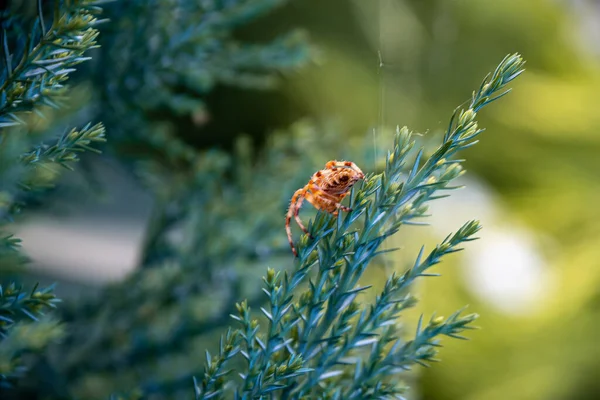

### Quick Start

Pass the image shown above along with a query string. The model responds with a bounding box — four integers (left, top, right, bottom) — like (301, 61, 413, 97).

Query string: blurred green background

(7, 0, 600, 399)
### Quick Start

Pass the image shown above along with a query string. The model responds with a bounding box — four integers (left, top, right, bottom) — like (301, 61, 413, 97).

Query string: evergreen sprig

(192, 53, 525, 399)
(0, 283, 60, 337)
(0, 121, 106, 247)
(0, 1, 106, 385)
(21, 121, 106, 172)
(193, 328, 241, 399)
(0, 0, 104, 127)
(0, 120, 106, 224)
(0, 283, 62, 384)
(305, 221, 482, 399)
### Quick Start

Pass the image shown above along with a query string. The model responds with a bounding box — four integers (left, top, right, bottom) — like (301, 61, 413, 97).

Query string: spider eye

(340, 175, 349, 182)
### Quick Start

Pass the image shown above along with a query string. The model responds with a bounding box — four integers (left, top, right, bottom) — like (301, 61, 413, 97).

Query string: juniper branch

(0, 283, 60, 337)
(0, 0, 104, 128)
(203, 53, 525, 400)
(0, 283, 62, 384)
(305, 220, 481, 395)
(296, 52, 523, 359)
(20, 122, 106, 171)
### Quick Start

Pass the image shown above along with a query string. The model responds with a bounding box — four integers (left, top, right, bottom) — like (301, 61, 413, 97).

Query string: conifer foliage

(0, 0, 105, 388)
(0, 0, 525, 399)
(192, 53, 525, 399)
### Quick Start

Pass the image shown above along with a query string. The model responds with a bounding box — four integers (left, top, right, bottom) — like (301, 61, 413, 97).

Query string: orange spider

(286, 160, 365, 257)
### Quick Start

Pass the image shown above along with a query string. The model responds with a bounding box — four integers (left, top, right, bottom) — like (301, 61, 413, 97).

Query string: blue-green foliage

(0, 282, 62, 386)
(0, 1, 527, 399)
(0, 0, 102, 127)
(192, 53, 525, 399)
(0, 0, 105, 388)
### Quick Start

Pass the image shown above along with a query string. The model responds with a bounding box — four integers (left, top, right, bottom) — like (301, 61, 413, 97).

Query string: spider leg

(337, 203, 352, 213)
(338, 191, 352, 211)
(294, 194, 310, 235)
(286, 188, 306, 257)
